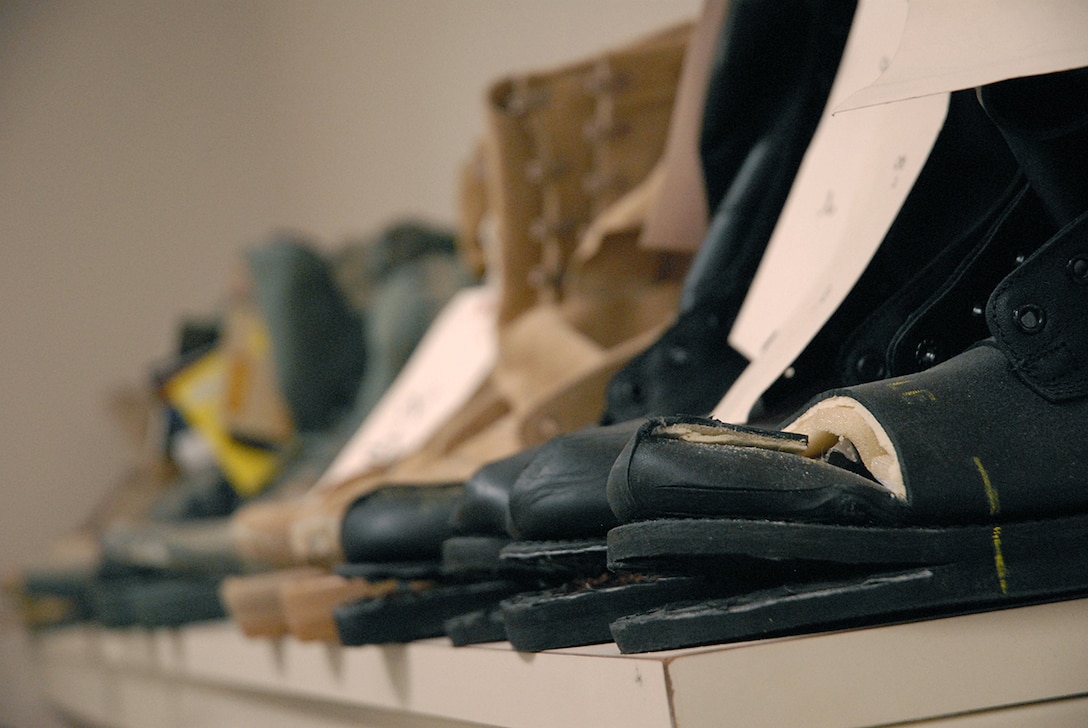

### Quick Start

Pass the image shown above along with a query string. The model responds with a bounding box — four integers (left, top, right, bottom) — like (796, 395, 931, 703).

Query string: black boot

(506, 86, 1030, 559)
(605, 68, 1088, 653)
(982, 67, 1088, 401)
(607, 69, 1088, 550)
(601, 0, 858, 424)
(474, 88, 1034, 654)
(755, 87, 1041, 420)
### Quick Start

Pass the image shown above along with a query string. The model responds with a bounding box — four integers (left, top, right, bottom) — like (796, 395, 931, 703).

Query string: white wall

(0, 1, 700, 725)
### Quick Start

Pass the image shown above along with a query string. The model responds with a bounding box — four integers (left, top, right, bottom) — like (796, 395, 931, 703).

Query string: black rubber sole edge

(610, 514, 1088, 652)
(607, 512, 1088, 570)
(500, 574, 734, 653)
(334, 580, 523, 646)
(444, 606, 508, 646)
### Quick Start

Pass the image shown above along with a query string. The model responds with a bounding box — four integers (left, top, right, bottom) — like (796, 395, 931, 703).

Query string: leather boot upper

(981, 67, 1088, 401)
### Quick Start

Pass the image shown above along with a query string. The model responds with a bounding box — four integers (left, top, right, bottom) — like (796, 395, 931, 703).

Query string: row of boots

(13, 0, 1088, 657)
(227, 0, 1088, 652)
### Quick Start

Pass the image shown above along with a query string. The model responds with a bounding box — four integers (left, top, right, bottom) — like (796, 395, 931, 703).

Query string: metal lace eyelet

(582, 118, 631, 142)
(528, 218, 577, 243)
(582, 172, 625, 196)
(1067, 254, 1088, 285)
(854, 352, 885, 381)
(914, 339, 942, 368)
(1012, 304, 1046, 334)
(503, 86, 549, 116)
(525, 159, 569, 183)
(666, 346, 690, 366)
(583, 65, 630, 94)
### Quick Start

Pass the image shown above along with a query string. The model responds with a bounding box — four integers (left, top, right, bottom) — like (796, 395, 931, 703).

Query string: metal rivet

(533, 415, 561, 442)
(1013, 304, 1046, 333)
(525, 160, 545, 183)
(581, 171, 625, 196)
(666, 346, 689, 366)
(526, 159, 569, 183)
(504, 87, 549, 116)
(915, 339, 941, 368)
(526, 265, 549, 289)
(854, 353, 884, 381)
(970, 303, 984, 317)
(528, 218, 548, 242)
(528, 218, 576, 242)
(583, 118, 631, 141)
(1067, 255, 1088, 284)
(584, 67, 630, 94)
(614, 379, 643, 403)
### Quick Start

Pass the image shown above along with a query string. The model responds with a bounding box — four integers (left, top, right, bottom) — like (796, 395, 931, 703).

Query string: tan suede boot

(224, 22, 695, 637)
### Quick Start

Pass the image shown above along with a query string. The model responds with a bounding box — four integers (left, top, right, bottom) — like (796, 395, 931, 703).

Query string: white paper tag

(716, 0, 948, 423)
(311, 285, 497, 493)
(728, 0, 910, 362)
(838, 0, 1088, 112)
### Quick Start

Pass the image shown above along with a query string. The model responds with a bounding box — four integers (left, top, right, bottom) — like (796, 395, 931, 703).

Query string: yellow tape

(162, 350, 282, 497)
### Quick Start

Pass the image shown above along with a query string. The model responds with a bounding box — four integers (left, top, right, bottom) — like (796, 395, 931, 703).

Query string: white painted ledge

(33, 597, 1088, 728)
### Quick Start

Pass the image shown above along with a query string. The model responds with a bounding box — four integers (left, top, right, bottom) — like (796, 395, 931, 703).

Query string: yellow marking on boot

(973, 456, 1000, 516)
(991, 525, 1009, 595)
(898, 388, 936, 404)
(888, 379, 936, 401)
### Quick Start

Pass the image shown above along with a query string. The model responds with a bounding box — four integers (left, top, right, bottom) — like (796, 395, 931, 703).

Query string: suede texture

(269, 23, 693, 565)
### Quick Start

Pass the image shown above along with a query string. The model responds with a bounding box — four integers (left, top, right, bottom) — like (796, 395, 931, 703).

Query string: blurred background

(0, 1, 700, 724)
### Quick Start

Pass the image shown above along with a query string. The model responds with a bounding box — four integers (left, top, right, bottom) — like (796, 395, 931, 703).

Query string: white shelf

(34, 597, 1088, 728)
